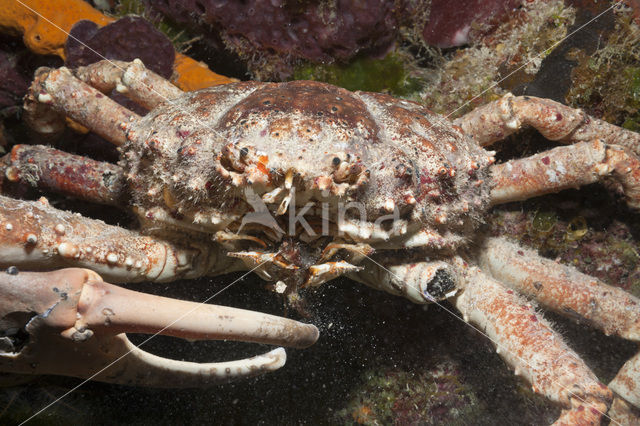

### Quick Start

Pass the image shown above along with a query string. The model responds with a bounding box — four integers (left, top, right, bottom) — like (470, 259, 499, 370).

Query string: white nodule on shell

(106, 253, 119, 264)
(505, 118, 519, 130)
(57, 242, 78, 258)
(4, 223, 12, 231)
(54, 224, 66, 235)
(384, 199, 395, 213)
(116, 81, 129, 93)
(26, 234, 38, 245)
(38, 93, 53, 103)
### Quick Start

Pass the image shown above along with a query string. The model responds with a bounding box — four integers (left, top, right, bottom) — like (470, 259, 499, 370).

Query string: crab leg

(0, 268, 318, 386)
(477, 237, 640, 414)
(453, 260, 612, 425)
(24, 60, 184, 145)
(347, 253, 456, 303)
(488, 139, 640, 209)
(453, 93, 640, 155)
(608, 352, 640, 422)
(1, 144, 126, 205)
(74, 59, 184, 110)
(477, 237, 640, 344)
(24, 66, 140, 146)
(0, 195, 242, 283)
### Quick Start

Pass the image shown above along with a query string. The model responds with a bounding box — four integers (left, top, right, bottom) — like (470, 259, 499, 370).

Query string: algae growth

(293, 53, 423, 97)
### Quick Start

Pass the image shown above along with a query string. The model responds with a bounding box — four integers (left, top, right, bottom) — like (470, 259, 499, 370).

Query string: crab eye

(239, 147, 249, 157)
(332, 157, 341, 166)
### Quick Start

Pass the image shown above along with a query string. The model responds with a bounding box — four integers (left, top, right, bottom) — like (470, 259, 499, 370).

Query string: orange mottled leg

(454, 260, 612, 425)
(488, 140, 640, 209)
(477, 237, 640, 420)
(1, 144, 126, 205)
(453, 93, 640, 154)
(73, 59, 184, 110)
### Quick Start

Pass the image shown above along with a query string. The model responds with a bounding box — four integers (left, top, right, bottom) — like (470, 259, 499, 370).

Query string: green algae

(531, 210, 558, 235)
(337, 366, 483, 425)
(566, 14, 640, 127)
(418, 0, 575, 115)
(293, 53, 423, 97)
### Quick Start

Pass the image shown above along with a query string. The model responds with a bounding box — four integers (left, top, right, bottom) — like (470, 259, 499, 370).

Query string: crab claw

(0, 268, 318, 387)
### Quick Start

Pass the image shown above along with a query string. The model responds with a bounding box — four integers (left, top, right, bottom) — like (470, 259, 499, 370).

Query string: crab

(1, 59, 640, 424)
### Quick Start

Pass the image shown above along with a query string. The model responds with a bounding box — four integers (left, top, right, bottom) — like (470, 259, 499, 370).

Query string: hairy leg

(454, 260, 612, 425)
(24, 66, 140, 146)
(488, 139, 640, 208)
(1, 144, 126, 205)
(74, 59, 184, 110)
(454, 93, 640, 154)
(0, 195, 243, 282)
(477, 237, 640, 414)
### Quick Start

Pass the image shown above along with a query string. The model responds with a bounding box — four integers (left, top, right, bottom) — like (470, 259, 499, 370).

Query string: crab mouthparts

(226, 238, 374, 291)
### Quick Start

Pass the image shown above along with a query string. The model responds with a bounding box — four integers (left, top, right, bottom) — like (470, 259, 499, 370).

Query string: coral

(487, 188, 640, 298)
(145, 0, 414, 80)
(0, 37, 54, 153)
(65, 16, 174, 78)
(113, 0, 198, 54)
(422, 0, 522, 48)
(0, 48, 28, 152)
(0, 0, 234, 90)
(0, 0, 112, 57)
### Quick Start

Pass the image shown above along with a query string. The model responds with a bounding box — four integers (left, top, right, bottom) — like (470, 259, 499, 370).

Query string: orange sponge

(0, 0, 234, 90)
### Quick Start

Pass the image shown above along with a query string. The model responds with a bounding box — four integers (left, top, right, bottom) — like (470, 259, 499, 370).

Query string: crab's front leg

(0, 268, 318, 386)
(347, 252, 457, 304)
(0, 194, 226, 282)
(0, 196, 318, 385)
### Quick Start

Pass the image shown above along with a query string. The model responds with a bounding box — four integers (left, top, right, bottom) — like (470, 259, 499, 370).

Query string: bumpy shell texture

(125, 81, 491, 249)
